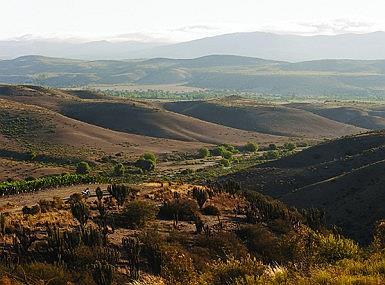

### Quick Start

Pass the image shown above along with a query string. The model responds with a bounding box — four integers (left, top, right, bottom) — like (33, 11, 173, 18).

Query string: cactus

(92, 261, 114, 285)
(107, 184, 134, 207)
(192, 187, 209, 209)
(0, 213, 6, 235)
(70, 200, 90, 231)
(194, 214, 205, 234)
(123, 237, 141, 279)
(96, 187, 104, 202)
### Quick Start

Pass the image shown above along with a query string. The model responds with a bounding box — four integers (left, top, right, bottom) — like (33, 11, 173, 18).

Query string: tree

(244, 142, 259, 152)
(76, 162, 91, 174)
(198, 147, 210, 159)
(284, 142, 296, 151)
(121, 201, 158, 229)
(141, 152, 156, 163)
(113, 163, 125, 176)
(220, 158, 231, 167)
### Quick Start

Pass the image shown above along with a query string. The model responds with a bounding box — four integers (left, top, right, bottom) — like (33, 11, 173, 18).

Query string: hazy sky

(2, 0, 385, 42)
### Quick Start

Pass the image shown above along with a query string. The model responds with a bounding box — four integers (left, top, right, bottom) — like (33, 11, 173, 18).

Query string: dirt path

(0, 183, 109, 211)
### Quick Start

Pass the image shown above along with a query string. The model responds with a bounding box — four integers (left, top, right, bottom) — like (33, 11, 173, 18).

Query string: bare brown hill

(0, 97, 208, 161)
(60, 100, 284, 144)
(223, 131, 385, 243)
(163, 98, 365, 138)
(287, 102, 385, 130)
(0, 85, 285, 146)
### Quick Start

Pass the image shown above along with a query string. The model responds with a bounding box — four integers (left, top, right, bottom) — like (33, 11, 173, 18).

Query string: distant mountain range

(2, 32, 385, 61)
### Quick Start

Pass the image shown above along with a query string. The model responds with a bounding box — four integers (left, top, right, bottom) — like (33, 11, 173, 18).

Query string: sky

(2, 0, 385, 42)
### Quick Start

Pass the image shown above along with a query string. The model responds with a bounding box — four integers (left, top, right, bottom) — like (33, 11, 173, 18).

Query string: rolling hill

(164, 98, 365, 138)
(2, 55, 385, 97)
(224, 131, 385, 242)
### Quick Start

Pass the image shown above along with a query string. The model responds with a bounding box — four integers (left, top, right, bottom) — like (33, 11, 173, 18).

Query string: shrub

(76, 161, 91, 174)
(211, 146, 226, 157)
(244, 142, 258, 153)
(220, 158, 231, 167)
(236, 225, 280, 262)
(161, 245, 197, 285)
(262, 150, 280, 160)
(316, 233, 359, 263)
(141, 152, 157, 163)
(268, 144, 277, 150)
(17, 263, 71, 285)
(196, 232, 248, 260)
(113, 163, 125, 176)
(135, 159, 156, 172)
(201, 256, 265, 285)
(120, 200, 158, 229)
(222, 150, 233, 160)
(158, 199, 199, 221)
(283, 142, 296, 151)
(198, 147, 210, 159)
(202, 205, 221, 216)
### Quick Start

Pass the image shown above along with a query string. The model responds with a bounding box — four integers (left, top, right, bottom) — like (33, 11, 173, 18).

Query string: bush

(198, 147, 210, 159)
(76, 162, 91, 174)
(202, 205, 221, 216)
(268, 144, 277, 150)
(141, 152, 157, 163)
(17, 263, 71, 285)
(135, 158, 156, 172)
(161, 245, 197, 285)
(201, 256, 265, 285)
(222, 150, 233, 160)
(316, 233, 359, 263)
(158, 199, 199, 221)
(283, 142, 296, 151)
(196, 232, 248, 260)
(236, 225, 280, 262)
(220, 158, 231, 167)
(113, 163, 125, 176)
(262, 150, 280, 160)
(244, 142, 259, 153)
(120, 200, 158, 229)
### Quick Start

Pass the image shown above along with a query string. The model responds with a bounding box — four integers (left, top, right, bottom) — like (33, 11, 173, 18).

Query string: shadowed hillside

(224, 131, 385, 242)
(164, 98, 365, 138)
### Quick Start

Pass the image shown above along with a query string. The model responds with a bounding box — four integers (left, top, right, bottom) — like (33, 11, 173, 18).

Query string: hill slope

(164, 99, 365, 138)
(224, 131, 385, 242)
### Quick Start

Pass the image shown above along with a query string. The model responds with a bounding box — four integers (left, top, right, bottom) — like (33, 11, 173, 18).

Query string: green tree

(113, 163, 125, 176)
(284, 142, 296, 151)
(76, 162, 91, 174)
(244, 142, 259, 152)
(141, 152, 156, 163)
(198, 147, 210, 159)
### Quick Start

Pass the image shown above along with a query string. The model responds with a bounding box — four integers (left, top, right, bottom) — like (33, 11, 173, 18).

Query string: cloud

(298, 19, 375, 35)
(172, 25, 218, 32)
